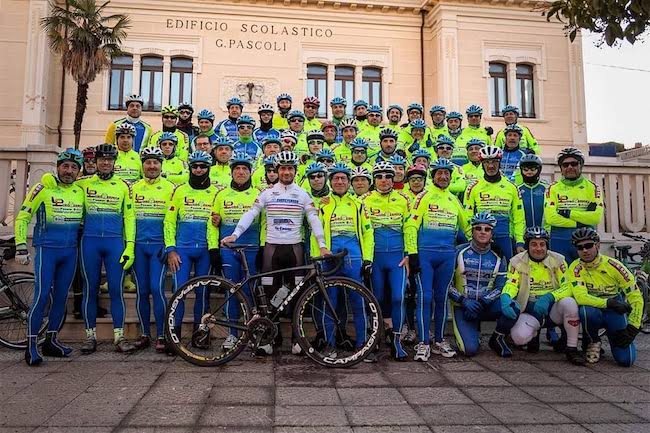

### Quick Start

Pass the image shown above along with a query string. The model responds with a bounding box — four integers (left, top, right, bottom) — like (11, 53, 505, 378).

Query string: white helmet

(350, 166, 372, 181)
(479, 145, 503, 161)
(372, 161, 396, 177)
(258, 103, 275, 114)
(274, 150, 299, 167)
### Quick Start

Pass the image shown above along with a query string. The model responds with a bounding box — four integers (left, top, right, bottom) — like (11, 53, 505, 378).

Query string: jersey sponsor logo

(573, 264, 583, 277)
(30, 184, 44, 200)
(184, 198, 195, 205)
(50, 197, 65, 206)
(608, 259, 631, 282)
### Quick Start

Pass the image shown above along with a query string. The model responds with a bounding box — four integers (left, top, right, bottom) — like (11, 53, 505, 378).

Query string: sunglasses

(468, 114, 481, 118)
(368, 113, 381, 117)
(521, 165, 539, 172)
(309, 173, 325, 179)
(409, 176, 424, 182)
(266, 168, 278, 173)
(437, 146, 453, 151)
(163, 115, 177, 120)
(179, 110, 192, 115)
(318, 159, 334, 164)
(561, 161, 580, 168)
(353, 149, 367, 154)
(473, 226, 493, 232)
(575, 242, 595, 251)
(308, 140, 324, 145)
(374, 174, 394, 180)
(191, 164, 210, 170)
(290, 118, 304, 123)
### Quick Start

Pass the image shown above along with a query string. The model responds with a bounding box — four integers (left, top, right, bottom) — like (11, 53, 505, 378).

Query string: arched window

(489, 62, 508, 116)
(170, 57, 193, 107)
(334, 65, 354, 116)
(307, 63, 327, 118)
(140, 56, 163, 111)
(516, 64, 535, 118)
(108, 55, 133, 110)
(362, 67, 382, 107)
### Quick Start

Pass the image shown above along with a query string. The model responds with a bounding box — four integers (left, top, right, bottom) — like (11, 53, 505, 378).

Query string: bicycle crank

(247, 316, 277, 347)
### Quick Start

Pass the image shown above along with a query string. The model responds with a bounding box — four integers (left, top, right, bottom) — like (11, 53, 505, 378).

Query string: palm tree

(42, 0, 130, 149)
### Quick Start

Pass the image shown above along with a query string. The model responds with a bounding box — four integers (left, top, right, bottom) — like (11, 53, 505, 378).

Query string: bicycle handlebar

(313, 249, 348, 277)
(221, 242, 259, 251)
(622, 233, 650, 243)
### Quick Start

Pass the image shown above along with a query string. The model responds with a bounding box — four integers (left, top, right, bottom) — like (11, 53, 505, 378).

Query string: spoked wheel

(293, 277, 382, 368)
(637, 273, 650, 334)
(165, 276, 252, 367)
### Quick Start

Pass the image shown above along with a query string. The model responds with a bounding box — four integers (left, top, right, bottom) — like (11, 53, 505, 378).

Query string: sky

(582, 31, 650, 147)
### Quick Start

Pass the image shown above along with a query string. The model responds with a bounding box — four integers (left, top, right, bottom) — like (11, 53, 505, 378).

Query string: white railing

(0, 152, 29, 238)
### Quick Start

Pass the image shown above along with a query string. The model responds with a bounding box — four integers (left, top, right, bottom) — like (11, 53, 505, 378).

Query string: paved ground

(2, 335, 650, 433)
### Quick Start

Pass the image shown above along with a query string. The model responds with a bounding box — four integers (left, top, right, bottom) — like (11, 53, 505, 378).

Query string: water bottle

(270, 285, 290, 308)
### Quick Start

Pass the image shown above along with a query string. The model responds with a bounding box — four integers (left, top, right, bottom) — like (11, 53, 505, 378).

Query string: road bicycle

(614, 232, 650, 333)
(165, 245, 382, 367)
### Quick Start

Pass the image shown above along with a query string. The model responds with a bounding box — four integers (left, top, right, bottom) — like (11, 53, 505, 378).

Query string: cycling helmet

(339, 117, 358, 131)
(368, 105, 382, 114)
(188, 150, 213, 166)
(303, 96, 320, 107)
(504, 124, 523, 136)
(274, 150, 299, 167)
(287, 110, 305, 120)
(351, 138, 369, 149)
(161, 105, 178, 117)
(229, 151, 254, 169)
(389, 154, 407, 167)
(307, 130, 325, 142)
(373, 161, 396, 176)
(140, 147, 164, 162)
(226, 97, 244, 108)
(82, 146, 96, 161)
(351, 166, 372, 181)
(330, 96, 347, 106)
(305, 162, 327, 176)
(446, 111, 463, 120)
(524, 226, 550, 244)
(57, 148, 83, 168)
(466, 104, 483, 116)
(157, 131, 178, 145)
(386, 104, 404, 115)
(429, 105, 446, 114)
(470, 211, 497, 228)
(557, 147, 585, 165)
(353, 99, 368, 109)
(95, 143, 118, 159)
(277, 93, 292, 103)
(263, 155, 276, 167)
(262, 136, 282, 147)
(466, 138, 486, 149)
(321, 120, 337, 132)
(501, 105, 520, 116)
(316, 148, 336, 161)
(410, 119, 427, 130)
(380, 128, 398, 140)
(197, 109, 215, 122)
(479, 145, 503, 161)
(213, 136, 234, 148)
(436, 135, 455, 148)
(280, 130, 298, 144)
(115, 122, 136, 137)
(328, 162, 352, 178)
(430, 158, 454, 175)
(407, 102, 424, 113)
(406, 163, 427, 179)
(571, 227, 600, 245)
(258, 103, 275, 114)
(177, 102, 193, 113)
(236, 115, 256, 127)
(124, 94, 143, 107)
(411, 148, 432, 162)
(519, 154, 543, 168)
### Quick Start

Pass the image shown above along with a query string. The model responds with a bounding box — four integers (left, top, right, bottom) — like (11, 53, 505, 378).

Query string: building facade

(2, 0, 587, 158)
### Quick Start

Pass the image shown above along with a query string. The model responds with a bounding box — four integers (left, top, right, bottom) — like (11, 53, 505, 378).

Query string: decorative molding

(220, 76, 280, 111)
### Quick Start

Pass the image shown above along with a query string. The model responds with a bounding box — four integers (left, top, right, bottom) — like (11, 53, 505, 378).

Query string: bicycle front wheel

(165, 276, 252, 367)
(0, 272, 36, 349)
(293, 277, 383, 368)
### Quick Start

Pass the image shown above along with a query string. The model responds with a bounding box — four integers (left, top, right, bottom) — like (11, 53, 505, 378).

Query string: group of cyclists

(14, 92, 643, 369)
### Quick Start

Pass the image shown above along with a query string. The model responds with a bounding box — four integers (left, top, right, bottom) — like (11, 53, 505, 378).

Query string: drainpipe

(420, 9, 425, 104)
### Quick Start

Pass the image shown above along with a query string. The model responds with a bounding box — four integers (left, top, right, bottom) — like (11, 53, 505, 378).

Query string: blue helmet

(330, 97, 347, 106)
(430, 157, 454, 175)
(197, 109, 215, 121)
(188, 150, 213, 165)
(57, 148, 83, 168)
(386, 104, 404, 115)
(328, 162, 352, 178)
(353, 99, 368, 109)
(446, 111, 463, 120)
(263, 155, 276, 167)
(429, 105, 446, 114)
(436, 135, 455, 147)
(158, 131, 178, 145)
(504, 124, 523, 136)
(236, 115, 256, 127)
(410, 119, 427, 130)
(305, 162, 327, 177)
(519, 153, 543, 168)
(351, 138, 369, 149)
(277, 93, 292, 103)
(262, 135, 282, 147)
(368, 105, 383, 114)
(229, 151, 254, 169)
(470, 211, 497, 228)
(411, 148, 432, 162)
(501, 105, 520, 116)
(389, 154, 407, 167)
(287, 110, 305, 120)
(226, 97, 244, 108)
(466, 104, 483, 116)
(380, 128, 398, 140)
(214, 136, 234, 148)
(466, 138, 486, 149)
(407, 103, 424, 113)
(316, 148, 336, 161)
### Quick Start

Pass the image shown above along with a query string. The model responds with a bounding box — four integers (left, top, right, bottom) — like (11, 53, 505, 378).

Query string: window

(170, 57, 193, 107)
(108, 55, 133, 110)
(306, 64, 328, 118)
(334, 66, 354, 116)
(516, 64, 535, 118)
(140, 56, 163, 111)
(362, 67, 382, 107)
(488, 62, 508, 117)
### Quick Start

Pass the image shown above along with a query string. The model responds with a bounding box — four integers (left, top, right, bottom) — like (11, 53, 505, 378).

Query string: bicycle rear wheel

(0, 272, 37, 349)
(165, 276, 252, 367)
(293, 277, 382, 368)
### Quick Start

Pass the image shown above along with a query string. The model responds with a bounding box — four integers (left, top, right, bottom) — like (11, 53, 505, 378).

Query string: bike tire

(293, 276, 382, 368)
(165, 275, 252, 367)
(0, 272, 37, 349)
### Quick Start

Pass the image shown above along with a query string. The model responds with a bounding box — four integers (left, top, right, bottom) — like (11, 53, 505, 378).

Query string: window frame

(108, 55, 133, 111)
(170, 56, 193, 107)
(516, 63, 536, 118)
(362, 67, 382, 107)
(488, 62, 508, 117)
(306, 63, 328, 118)
(334, 65, 355, 115)
(140, 55, 164, 112)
